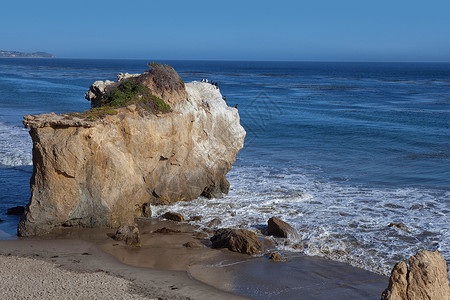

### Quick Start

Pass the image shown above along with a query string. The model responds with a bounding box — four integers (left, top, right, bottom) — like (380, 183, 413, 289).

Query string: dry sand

(0, 219, 388, 299)
(0, 256, 151, 299)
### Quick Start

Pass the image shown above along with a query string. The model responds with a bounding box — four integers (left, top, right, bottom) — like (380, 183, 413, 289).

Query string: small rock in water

(162, 212, 184, 222)
(6, 206, 25, 215)
(291, 242, 305, 250)
(0, 219, 3, 223)
(183, 241, 203, 248)
(268, 252, 284, 262)
(202, 227, 215, 234)
(381, 250, 450, 300)
(210, 228, 264, 255)
(267, 217, 299, 239)
(112, 225, 141, 247)
(190, 216, 202, 222)
(207, 218, 222, 228)
(153, 227, 181, 234)
(388, 222, 406, 229)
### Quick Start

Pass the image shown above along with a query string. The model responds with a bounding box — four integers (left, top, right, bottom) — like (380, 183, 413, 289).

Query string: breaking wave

(152, 164, 450, 277)
(0, 122, 32, 167)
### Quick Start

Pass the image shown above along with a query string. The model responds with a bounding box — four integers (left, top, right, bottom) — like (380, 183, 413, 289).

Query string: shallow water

(0, 58, 449, 277)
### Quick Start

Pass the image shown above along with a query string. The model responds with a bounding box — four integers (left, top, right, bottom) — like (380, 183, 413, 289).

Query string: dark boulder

(267, 217, 299, 239)
(162, 212, 184, 222)
(210, 228, 264, 255)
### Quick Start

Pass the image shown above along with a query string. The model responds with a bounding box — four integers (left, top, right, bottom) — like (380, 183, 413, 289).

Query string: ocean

(0, 58, 449, 276)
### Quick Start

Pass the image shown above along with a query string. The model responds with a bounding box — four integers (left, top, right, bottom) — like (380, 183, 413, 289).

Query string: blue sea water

(0, 58, 449, 275)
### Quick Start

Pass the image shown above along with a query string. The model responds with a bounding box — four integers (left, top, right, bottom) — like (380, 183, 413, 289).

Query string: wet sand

(0, 219, 388, 299)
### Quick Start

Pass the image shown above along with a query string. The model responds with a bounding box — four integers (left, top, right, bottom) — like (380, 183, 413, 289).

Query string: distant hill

(0, 50, 55, 58)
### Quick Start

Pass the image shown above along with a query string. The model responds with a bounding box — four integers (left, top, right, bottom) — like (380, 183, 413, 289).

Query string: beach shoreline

(0, 218, 388, 299)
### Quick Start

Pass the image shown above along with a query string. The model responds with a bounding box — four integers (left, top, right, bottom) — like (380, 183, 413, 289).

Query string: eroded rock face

(210, 228, 264, 255)
(381, 250, 450, 300)
(18, 65, 245, 236)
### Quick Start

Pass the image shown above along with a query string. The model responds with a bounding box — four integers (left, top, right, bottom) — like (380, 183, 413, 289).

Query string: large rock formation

(18, 63, 245, 236)
(381, 250, 450, 300)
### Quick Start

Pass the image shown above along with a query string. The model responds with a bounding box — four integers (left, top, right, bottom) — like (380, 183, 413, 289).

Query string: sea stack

(18, 63, 245, 236)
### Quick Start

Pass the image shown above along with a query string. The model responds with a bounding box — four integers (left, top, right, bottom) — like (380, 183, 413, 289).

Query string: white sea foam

(0, 122, 32, 167)
(152, 164, 450, 277)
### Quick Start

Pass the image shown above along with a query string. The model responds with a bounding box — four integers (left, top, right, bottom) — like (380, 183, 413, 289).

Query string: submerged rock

(18, 63, 245, 236)
(207, 218, 221, 228)
(381, 250, 450, 300)
(112, 225, 141, 247)
(162, 212, 184, 222)
(194, 232, 209, 239)
(388, 223, 407, 230)
(189, 216, 202, 222)
(267, 217, 299, 239)
(153, 227, 181, 234)
(210, 228, 264, 255)
(183, 241, 203, 248)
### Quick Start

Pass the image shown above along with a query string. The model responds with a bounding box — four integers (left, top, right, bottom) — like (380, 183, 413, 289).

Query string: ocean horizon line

(2, 56, 450, 64)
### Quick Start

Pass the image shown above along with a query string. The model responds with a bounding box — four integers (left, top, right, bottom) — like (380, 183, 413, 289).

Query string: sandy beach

(0, 219, 388, 299)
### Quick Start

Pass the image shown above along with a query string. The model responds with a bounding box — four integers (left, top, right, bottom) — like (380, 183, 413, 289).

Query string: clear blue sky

(1, 0, 449, 62)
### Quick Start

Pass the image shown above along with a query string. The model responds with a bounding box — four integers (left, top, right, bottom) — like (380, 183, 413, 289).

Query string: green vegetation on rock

(70, 79, 171, 121)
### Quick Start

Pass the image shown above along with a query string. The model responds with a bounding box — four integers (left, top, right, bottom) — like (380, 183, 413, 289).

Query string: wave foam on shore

(152, 164, 450, 277)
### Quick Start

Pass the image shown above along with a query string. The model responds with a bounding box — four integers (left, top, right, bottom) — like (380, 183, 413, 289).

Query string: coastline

(0, 219, 388, 299)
